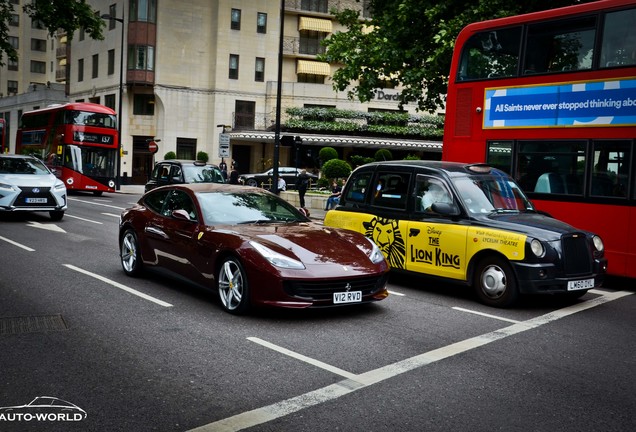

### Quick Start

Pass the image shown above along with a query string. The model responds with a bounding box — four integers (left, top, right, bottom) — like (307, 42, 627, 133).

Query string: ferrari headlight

(592, 235, 604, 252)
(250, 241, 305, 270)
(530, 238, 545, 257)
(365, 237, 386, 264)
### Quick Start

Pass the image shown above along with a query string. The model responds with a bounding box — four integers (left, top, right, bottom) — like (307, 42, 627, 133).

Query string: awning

(298, 16, 333, 33)
(297, 60, 331, 76)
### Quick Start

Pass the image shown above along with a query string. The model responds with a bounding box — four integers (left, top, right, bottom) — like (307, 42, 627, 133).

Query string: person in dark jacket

(295, 169, 310, 208)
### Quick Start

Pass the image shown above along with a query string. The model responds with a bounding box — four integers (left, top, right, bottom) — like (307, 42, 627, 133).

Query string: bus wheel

(120, 229, 143, 276)
(49, 210, 64, 221)
(217, 257, 250, 315)
(473, 256, 518, 308)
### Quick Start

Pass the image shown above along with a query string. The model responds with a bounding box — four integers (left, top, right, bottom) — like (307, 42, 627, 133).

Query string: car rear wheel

(49, 210, 64, 221)
(217, 257, 250, 314)
(473, 256, 518, 308)
(246, 179, 258, 187)
(120, 229, 143, 276)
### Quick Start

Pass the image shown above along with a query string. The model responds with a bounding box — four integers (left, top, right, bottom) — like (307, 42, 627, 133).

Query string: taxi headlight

(592, 235, 604, 252)
(530, 239, 545, 257)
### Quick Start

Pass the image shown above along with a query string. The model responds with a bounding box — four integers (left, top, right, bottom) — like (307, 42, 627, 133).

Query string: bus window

(601, 8, 636, 68)
(486, 141, 513, 173)
(591, 140, 631, 198)
(524, 16, 596, 74)
(517, 141, 585, 195)
(458, 27, 521, 80)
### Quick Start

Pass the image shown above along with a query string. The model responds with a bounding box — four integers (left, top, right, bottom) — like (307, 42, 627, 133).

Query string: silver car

(0, 154, 67, 221)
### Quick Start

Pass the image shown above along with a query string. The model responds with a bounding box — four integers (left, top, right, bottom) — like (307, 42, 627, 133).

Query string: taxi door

(405, 175, 468, 281)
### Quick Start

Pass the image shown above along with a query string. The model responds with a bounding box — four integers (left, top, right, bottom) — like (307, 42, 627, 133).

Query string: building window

(299, 32, 326, 55)
(176, 138, 197, 160)
(298, 74, 325, 84)
(133, 94, 155, 115)
(255, 57, 265, 82)
(130, 0, 157, 23)
(89, 96, 100, 104)
(8, 81, 18, 94)
(104, 94, 116, 110)
(301, 0, 328, 13)
(229, 54, 239, 79)
(8, 37, 18, 49)
(231, 9, 241, 30)
(257, 12, 267, 34)
(108, 4, 117, 29)
(31, 38, 47, 52)
(108, 49, 115, 75)
(30, 61, 46, 74)
(128, 45, 154, 71)
(8, 59, 18, 71)
(78, 58, 84, 82)
(235, 100, 255, 129)
(31, 19, 45, 29)
(92, 54, 99, 78)
(79, 27, 85, 41)
(10, 14, 19, 26)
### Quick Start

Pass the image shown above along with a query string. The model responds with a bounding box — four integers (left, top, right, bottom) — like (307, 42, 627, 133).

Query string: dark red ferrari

(118, 183, 389, 314)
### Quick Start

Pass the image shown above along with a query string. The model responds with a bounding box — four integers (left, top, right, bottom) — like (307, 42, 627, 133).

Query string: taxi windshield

(453, 175, 534, 215)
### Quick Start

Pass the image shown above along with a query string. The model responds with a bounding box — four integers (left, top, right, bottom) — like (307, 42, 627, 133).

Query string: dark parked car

(324, 161, 607, 307)
(119, 183, 389, 314)
(145, 160, 225, 192)
(239, 167, 318, 189)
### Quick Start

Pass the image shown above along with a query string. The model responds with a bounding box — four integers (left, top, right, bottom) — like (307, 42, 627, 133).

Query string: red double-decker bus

(442, 0, 636, 278)
(16, 102, 118, 195)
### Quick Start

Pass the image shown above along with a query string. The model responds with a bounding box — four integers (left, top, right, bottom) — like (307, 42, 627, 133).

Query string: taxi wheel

(120, 229, 143, 276)
(217, 257, 251, 315)
(474, 256, 518, 308)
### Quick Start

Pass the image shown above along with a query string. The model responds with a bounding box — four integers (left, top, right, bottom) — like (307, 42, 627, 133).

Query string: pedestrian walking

(296, 169, 310, 208)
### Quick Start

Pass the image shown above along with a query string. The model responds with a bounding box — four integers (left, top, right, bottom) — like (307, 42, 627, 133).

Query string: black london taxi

(145, 160, 225, 192)
(324, 161, 607, 307)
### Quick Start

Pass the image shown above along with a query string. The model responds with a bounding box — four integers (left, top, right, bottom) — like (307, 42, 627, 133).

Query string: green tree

(0, 0, 105, 65)
(319, 146, 339, 164)
(197, 151, 209, 162)
(322, 159, 352, 180)
(320, 0, 580, 113)
(164, 151, 176, 160)
(375, 148, 392, 161)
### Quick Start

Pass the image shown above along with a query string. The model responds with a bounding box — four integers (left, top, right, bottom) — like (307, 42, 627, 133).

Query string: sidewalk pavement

(116, 184, 328, 221)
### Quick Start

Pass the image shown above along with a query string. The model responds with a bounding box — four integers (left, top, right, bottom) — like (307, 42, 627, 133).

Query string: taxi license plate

(26, 197, 47, 204)
(567, 278, 594, 291)
(333, 291, 362, 304)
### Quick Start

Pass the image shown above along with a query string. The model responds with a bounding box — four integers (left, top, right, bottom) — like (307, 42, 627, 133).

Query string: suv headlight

(530, 238, 545, 257)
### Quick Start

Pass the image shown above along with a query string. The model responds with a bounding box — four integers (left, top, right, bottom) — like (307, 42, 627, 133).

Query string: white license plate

(567, 278, 595, 291)
(333, 291, 362, 304)
(26, 197, 47, 204)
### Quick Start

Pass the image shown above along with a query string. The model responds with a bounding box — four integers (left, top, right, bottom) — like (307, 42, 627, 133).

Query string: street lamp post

(101, 12, 124, 190)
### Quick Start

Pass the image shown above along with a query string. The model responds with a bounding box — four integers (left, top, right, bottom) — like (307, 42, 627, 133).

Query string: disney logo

(427, 227, 442, 236)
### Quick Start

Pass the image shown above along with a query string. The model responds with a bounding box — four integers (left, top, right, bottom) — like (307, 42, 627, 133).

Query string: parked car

(119, 183, 389, 314)
(324, 160, 607, 307)
(145, 160, 225, 192)
(0, 154, 67, 221)
(239, 167, 318, 189)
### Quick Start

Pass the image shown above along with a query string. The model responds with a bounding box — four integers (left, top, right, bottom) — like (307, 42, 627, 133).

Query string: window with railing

(301, 0, 327, 13)
(130, 0, 157, 23)
(299, 32, 326, 55)
(234, 100, 255, 129)
(128, 45, 155, 71)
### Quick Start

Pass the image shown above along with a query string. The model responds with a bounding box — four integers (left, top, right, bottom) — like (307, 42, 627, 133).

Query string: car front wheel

(120, 229, 143, 276)
(473, 256, 518, 308)
(217, 257, 250, 314)
(246, 178, 258, 187)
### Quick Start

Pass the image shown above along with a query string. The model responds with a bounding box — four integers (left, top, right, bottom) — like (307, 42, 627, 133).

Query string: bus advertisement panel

(442, 0, 636, 277)
(16, 102, 118, 195)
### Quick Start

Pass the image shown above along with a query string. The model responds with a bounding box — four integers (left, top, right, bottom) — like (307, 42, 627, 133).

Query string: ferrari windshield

(196, 191, 307, 225)
(452, 175, 534, 214)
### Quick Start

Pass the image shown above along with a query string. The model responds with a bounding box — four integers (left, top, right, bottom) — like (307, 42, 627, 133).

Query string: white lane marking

(64, 264, 173, 307)
(387, 290, 405, 296)
(68, 197, 126, 211)
(452, 306, 520, 323)
(26, 220, 66, 233)
(65, 214, 103, 224)
(247, 337, 357, 380)
(101, 212, 121, 218)
(188, 289, 633, 432)
(0, 235, 35, 252)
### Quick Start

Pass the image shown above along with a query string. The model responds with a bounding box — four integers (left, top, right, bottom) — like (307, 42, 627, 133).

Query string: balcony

(283, 36, 326, 56)
(284, 0, 370, 16)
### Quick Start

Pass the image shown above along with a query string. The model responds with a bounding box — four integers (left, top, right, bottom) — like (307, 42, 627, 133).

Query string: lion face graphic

(363, 217, 406, 269)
